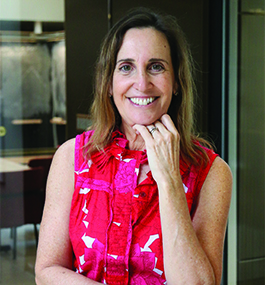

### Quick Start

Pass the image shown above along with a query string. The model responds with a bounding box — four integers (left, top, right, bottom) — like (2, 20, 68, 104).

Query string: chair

(0, 167, 44, 259)
(28, 157, 53, 191)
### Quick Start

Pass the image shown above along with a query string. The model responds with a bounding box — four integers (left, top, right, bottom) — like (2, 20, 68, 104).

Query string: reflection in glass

(0, 34, 66, 153)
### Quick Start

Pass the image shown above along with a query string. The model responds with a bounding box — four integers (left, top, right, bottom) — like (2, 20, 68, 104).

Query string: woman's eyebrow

(116, 58, 169, 65)
(149, 58, 169, 65)
(116, 58, 134, 64)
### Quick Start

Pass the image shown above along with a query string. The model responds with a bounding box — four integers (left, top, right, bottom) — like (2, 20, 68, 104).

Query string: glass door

(0, 28, 66, 155)
(237, 1, 265, 284)
(0, 2, 65, 283)
(227, 1, 265, 284)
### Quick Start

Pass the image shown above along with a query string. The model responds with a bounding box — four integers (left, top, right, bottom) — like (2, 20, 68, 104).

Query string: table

(0, 155, 52, 255)
(0, 158, 30, 253)
(0, 157, 30, 173)
(4, 155, 53, 165)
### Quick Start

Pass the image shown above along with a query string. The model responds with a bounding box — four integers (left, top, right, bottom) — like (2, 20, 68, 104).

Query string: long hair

(86, 7, 211, 165)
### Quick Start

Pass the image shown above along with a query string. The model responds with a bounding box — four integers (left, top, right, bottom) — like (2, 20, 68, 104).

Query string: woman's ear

(108, 86, 113, 97)
(173, 82, 179, 96)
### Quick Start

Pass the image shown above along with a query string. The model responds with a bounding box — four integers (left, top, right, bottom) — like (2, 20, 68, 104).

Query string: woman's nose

(134, 71, 151, 92)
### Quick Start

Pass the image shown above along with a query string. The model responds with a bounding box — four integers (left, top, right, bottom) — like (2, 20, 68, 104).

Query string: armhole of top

(74, 133, 83, 172)
(74, 130, 94, 172)
(190, 149, 219, 216)
(196, 148, 219, 193)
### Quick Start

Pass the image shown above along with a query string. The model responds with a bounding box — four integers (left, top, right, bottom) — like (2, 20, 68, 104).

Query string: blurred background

(0, 1, 264, 284)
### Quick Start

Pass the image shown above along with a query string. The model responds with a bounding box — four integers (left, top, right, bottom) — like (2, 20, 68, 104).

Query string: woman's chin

(121, 115, 162, 131)
(133, 117, 160, 126)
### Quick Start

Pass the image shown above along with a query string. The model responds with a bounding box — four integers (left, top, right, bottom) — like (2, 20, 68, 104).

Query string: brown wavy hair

(86, 7, 212, 166)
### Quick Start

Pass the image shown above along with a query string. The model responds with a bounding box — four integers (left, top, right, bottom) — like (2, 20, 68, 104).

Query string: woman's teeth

(130, 97, 155, 106)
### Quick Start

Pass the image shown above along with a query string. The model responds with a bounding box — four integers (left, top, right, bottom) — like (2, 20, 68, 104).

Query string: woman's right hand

(35, 139, 101, 284)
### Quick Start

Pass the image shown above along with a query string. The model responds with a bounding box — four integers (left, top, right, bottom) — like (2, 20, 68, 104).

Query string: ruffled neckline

(90, 130, 147, 172)
(90, 129, 190, 177)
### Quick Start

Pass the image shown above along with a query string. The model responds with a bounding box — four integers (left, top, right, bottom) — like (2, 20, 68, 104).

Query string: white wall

(0, 0, 64, 22)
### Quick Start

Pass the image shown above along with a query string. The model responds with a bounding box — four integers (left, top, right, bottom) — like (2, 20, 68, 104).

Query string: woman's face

(111, 27, 177, 130)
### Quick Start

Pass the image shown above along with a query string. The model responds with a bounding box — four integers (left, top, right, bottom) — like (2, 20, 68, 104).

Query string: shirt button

(139, 191, 146, 198)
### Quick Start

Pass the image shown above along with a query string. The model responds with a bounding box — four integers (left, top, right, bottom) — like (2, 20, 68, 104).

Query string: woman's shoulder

(208, 156, 232, 183)
(55, 130, 94, 155)
(193, 139, 218, 162)
(75, 130, 94, 149)
(50, 138, 76, 173)
(56, 138, 76, 157)
(43, 138, 76, 216)
(198, 155, 232, 201)
(195, 142, 231, 179)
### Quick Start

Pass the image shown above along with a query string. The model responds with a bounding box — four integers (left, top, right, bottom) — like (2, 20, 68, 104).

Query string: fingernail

(133, 127, 140, 135)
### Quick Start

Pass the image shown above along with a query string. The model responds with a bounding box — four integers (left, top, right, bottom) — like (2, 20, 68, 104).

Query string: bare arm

(159, 157, 232, 285)
(35, 139, 101, 285)
(133, 114, 232, 285)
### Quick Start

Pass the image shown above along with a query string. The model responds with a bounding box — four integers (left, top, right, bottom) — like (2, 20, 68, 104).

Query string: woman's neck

(120, 123, 145, 151)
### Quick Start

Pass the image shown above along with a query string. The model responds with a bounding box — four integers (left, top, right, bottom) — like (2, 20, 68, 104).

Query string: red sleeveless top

(69, 130, 218, 284)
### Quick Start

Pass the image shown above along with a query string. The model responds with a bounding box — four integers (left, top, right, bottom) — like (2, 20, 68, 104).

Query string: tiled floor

(0, 225, 37, 284)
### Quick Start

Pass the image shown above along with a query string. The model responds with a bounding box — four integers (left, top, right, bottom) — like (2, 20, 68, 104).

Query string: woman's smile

(128, 96, 157, 106)
(111, 27, 178, 129)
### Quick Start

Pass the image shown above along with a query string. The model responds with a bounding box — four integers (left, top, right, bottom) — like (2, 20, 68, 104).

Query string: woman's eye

(150, 64, 165, 72)
(119, 65, 132, 72)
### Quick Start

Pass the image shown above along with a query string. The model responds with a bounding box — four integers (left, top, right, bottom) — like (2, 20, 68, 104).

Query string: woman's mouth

(129, 97, 156, 106)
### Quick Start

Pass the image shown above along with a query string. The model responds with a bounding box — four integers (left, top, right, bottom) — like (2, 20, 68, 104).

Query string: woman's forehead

(117, 28, 171, 61)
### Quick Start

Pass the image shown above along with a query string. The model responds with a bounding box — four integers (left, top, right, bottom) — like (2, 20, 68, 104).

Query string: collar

(91, 130, 189, 176)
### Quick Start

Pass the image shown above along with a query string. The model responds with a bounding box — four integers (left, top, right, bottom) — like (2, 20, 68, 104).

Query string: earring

(108, 93, 112, 97)
(174, 91, 178, 96)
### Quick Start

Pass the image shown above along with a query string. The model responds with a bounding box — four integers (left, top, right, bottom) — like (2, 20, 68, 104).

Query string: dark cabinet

(65, 1, 108, 138)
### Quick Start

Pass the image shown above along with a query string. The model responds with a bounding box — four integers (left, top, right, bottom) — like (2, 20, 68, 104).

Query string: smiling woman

(111, 28, 176, 137)
(35, 7, 232, 285)
(88, 8, 196, 159)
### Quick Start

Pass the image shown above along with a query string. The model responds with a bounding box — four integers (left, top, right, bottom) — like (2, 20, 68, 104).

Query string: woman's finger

(133, 124, 155, 143)
(146, 125, 160, 137)
(160, 114, 178, 134)
(153, 121, 168, 136)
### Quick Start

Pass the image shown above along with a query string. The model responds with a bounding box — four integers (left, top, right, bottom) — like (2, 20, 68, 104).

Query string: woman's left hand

(134, 113, 233, 285)
(133, 114, 181, 186)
